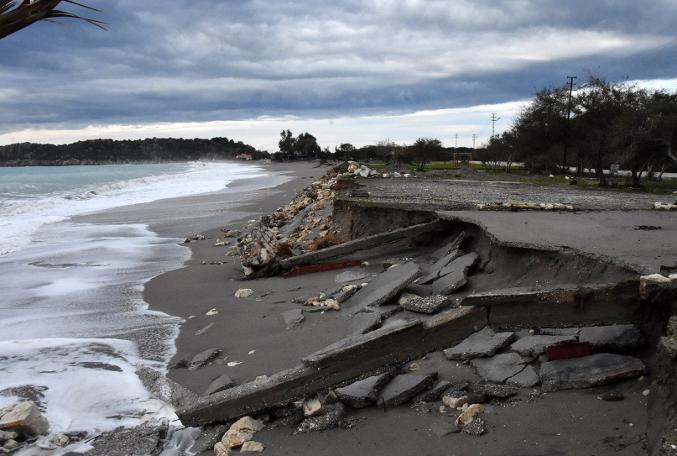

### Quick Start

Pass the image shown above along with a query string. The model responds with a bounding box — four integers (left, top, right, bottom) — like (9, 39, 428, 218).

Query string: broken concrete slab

(444, 327, 516, 361)
(578, 324, 645, 352)
(506, 366, 540, 388)
(463, 281, 641, 329)
(281, 309, 305, 329)
(540, 353, 645, 392)
(334, 372, 394, 408)
(404, 283, 433, 297)
(438, 252, 479, 279)
(178, 306, 486, 427)
(431, 269, 468, 296)
(297, 403, 346, 433)
(418, 249, 463, 284)
(509, 335, 577, 358)
(418, 380, 452, 402)
(334, 270, 370, 284)
(540, 328, 581, 337)
(189, 348, 222, 370)
(470, 383, 518, 399)
(205, 374, 236, 396)
(344, 262, 420, 309)
(471, 353, 527, 383)
(400, 295, 450, 314)
(378, 373, 437, 407)
(428, 232, 467, 263)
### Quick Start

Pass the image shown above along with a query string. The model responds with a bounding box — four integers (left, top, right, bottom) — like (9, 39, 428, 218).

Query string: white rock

(241, 441, 265, 452)
(235, 289, 255, 299)
(206, 308, 219, 316)
(0, 402, 49, 436)
(303, 398, 322, 417)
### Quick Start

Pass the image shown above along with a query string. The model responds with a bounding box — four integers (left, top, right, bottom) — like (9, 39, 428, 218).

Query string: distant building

(236, 153, 253, 161)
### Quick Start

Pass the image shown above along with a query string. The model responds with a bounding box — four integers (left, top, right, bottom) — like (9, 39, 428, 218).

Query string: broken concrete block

(471, 353, 527, 383)
(418, 249, 463, 284)
(509, 335, 577, 358)
(0, 402, 49, 436)
(540, 353, 645, 392)
(417, 380, 452, 402)
(506, 366, 540, 388)
(281, 309, 305, 329)
(431, 269, 468, 295)
(444, 327, 516, 361)
(404, 283, 433, 296)
(470, 383, 518, 398)
(546, 341, 593, 361)
(334, 270, 370, 284)
(462, 416, 487, 436)
(400, 295, 450, 314)
(578, 325, 645, 352)
(297, 403, 346, 433)
(189, 348, 222, 370)
(438, 253, 479, 279)
(334, 372, 394, 408)
(346, 262, 420, 308)
(378, 373, 437, 407)
(205, 374, 235, 396)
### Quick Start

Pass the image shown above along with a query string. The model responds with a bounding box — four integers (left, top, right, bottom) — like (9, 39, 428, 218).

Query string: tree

(295, 132, 321, 158)
(278, 130, 295, 154)
(0, 0, 104, 39)
(408, 138, 442, 171)
(334, 143, 356, 160)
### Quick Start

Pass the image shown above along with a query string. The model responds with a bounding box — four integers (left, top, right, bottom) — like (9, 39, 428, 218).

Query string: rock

(281, 309, 305, 329)
(444, 327, 516, 361)
(334, 270, 370, 284)
(297, 403, 346, 433)
(506, 366, 540, 388)
(241, 441, 265, 452)
(0, 401, 49, 436)
(83, 423, 169, 456)
(578, 325, 645, 352)
(302, 398, 322, 417)
(221, 416, 264, 449)
(540, 353, 645, 392)
(462, 416, 487, 436)
(332, 284, 361, 303)
(509, 335, 577, 358)
(600, 391, 625, 401)
(417, 380, 452, 402)
(470, 383, 518, 398)
(214, 441, 231, 456)
(378, 373, 437, 407)
(397, 293, 419, 306)
(3, 438, 18, 449)
(455, 403, 482, 427)
(346, 262, 420, 308)
(443, 392, 486, 409)
(222, 230, 241, 238)
(205, 374, 236, 396)
(400, 295, 450, 314)
(0, 430, 18, 442)
(235, 289, 255, 299)
(430, 420, 460, 437)
(335, 372, 393, 408)
(189, 348, 222, 370)
(471, 353, 527, 383)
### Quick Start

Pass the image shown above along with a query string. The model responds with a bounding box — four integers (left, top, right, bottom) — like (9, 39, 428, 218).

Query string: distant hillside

(0, 137, 270, 166)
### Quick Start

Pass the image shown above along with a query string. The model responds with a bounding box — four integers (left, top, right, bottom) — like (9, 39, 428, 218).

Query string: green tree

(409, 138, 442, 171)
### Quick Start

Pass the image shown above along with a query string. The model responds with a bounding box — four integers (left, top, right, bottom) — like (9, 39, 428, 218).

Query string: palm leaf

(0, 0, 105, 39)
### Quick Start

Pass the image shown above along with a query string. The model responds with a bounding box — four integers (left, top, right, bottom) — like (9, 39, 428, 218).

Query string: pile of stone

(343, 161, 411, 179)
(0, 401, 49, 452)
(443, 324, 647, 391)
(237, 168, 344, 278)
(214, 416, 265, 455)
(478, 201, 575, 211)
(653, 201, 677, 211)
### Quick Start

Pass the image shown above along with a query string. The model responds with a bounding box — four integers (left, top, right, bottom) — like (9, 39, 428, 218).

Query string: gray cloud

(0, 0, 676, 135)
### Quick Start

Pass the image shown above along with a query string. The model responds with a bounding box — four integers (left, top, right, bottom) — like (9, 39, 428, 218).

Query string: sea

(0, 161, 276, 454)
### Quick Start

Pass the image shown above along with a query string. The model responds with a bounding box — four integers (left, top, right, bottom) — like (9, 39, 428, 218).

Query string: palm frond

(0, 0, 106, 39)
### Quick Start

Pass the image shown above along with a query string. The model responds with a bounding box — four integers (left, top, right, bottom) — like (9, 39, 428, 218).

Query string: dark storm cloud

(0, 0, 676, 133)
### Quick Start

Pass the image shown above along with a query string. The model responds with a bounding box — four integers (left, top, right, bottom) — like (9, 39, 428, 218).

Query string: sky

(1, 0, 677, 151)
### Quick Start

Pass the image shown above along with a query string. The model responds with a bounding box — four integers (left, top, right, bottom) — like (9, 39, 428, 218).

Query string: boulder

(221, 416, 264, 449)
(400, 295, 450, 314)
(540, 353, 645, 392)
(378, 373, 437, 407)
(444, 327, 516, 361)
(335, 372, 393, 408)
(578, 325, 645, 352)
(0, 401, 49, 436)
(471, 353, 527, 383)
(205, 374, 235, 396)
(509, 335, 577, 358)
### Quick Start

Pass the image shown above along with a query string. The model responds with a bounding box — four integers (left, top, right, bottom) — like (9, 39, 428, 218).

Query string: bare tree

(0, 0, 104, 39)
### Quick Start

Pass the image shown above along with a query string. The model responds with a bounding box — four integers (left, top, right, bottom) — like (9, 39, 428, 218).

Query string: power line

(490, 113, 501, 138)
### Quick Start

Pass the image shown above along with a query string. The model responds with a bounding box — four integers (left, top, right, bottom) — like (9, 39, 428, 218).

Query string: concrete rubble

(444, 326, 515, 361)
(540, 353, 645, 392)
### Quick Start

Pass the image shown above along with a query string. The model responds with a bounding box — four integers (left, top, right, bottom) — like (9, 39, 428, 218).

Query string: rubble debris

(189, 348, 222, 370)
(653, 202, 677, 211)
(332, 284, 362, 303)
(462, 416, 487, 436)
(400, 294, 450, 314)
(214, 239, 230, 247)
(297, 403, 346, 433)
(417, 380, 452, 402)
(235, 288, 255, 299)
(219, 416, 264, 449)
(509, 335, 578, 358)
(302, 398, 322, 417)
(345, 262, 420, 309)
(540, 327, 581, 337)
(0, 401, 49, 436)
(470, 383, 518, 398)
(444, 327, 516, 361)
(540, 353, 645, 392)
(578, 324, 645, 352)
(304, 296, 341, 311)
(506, 366, 540, 388)
(478, 201, 574, 211)
(282, 309, 305, 329)
(335, 372, 394, 408)
(431, 253, 479, 295)
(205, 374, 235, 396)
(241, 441, 265, 452)
(600, 391, 625, 401)
(378, 373, 437, 407)
(429, 420, 460, 437)
(443, 392, 486, 409)
(84, 423, 169, 456)
(455, 403, 482, 428)
(183, 233, 206, 243)
(546, 341, 593, 361)
(334, 270, 370, 284)
(419, 247, 464, 284)
(471, 353, 527, 383)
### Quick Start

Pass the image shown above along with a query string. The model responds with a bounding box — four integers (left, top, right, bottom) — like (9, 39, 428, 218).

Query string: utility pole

(454, 133, 458, 148)
(562, 75, 577, 172)
(490, 113, 501, 138)
(472, 134, 477, 149)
